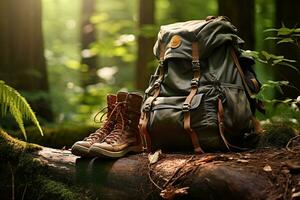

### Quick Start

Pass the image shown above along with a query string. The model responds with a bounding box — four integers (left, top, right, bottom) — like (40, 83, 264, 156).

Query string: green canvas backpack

(139, 16, 263, 154)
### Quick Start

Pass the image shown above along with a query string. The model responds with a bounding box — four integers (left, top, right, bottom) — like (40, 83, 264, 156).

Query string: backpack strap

(182, 42, 204, 154)
(139, 43, 166, 152)
(231, 49, 254, 98)
(231, 48, 263, 134)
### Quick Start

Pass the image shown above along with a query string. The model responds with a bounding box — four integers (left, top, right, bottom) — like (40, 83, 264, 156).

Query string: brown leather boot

(71, 94, 120, 157)
(89, 92, 143, 158)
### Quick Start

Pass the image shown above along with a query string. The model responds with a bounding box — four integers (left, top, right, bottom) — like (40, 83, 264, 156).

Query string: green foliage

(245, 23, 300, 126)
(0, 81, 43, 140)
(264, 25, 300, 47)
(252, 80, 292, 102)
(242, 50, 299, 74)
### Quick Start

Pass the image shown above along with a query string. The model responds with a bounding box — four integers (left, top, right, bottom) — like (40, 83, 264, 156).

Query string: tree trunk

(0, 0, 53, 121)
(218, 0, 255, 50)
(80, 0, 99, 87)
(1, 130, 299, 200)
(274, 0, 300, 99)
(136, 0, 155, 90)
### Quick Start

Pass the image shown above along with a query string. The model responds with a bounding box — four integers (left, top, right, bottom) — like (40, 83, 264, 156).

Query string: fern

(0, 80, 43, 140)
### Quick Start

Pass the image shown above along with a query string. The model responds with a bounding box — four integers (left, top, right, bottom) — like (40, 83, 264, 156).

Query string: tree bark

(218, 0, 255, 50)
(80, 0, 99, 87)
(274, 0, 300, 99)
(1, 130, 299, 200)
(0, 0, 53, 121)
(136, 0, 155, 90)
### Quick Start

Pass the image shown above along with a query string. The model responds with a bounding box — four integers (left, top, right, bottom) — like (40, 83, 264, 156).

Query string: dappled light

(0, 0, 299, 199)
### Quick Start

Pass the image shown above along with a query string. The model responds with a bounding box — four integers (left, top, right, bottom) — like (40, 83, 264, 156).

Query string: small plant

(264, 25, 300, 47)
(242, 50, 299, 74)
(243, 25, 300, 129)
(0, 80, 43, 140)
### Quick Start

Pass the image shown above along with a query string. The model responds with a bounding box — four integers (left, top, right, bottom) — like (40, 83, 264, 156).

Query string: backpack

(139, 16, 263, 154)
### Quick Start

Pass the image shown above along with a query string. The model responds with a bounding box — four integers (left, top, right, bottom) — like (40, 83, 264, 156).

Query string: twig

(148, 163, 163, 191)
(283, 174, 291, 200)
(21, 183, 28, 200)
(286, 135, 300, 153)
(170, 167, 195, 186)
(163, 155, 195, 188)
(9, 162, 15, 200)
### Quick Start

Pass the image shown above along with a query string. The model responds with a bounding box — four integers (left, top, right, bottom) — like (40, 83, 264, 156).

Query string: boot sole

(89, 145, 142, 158)
(71, 144, 92, 157)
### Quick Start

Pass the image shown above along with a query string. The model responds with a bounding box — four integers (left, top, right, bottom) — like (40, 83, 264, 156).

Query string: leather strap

(231, 49, 253, 97)
(139, 43, 166, 152)
(231, 48, 262, 134)
(217, 98, 230, 150)
(183, 42, 204, 154)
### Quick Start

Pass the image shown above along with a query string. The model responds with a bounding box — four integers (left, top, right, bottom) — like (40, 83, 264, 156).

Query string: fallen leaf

(148, 149, 162, 164)
(263, 165, 272, 172)
(160, 186, 189, 200)
(292, 191, 300, 198)
(237, 159, 249, 163)
(285, 161, 300, 171)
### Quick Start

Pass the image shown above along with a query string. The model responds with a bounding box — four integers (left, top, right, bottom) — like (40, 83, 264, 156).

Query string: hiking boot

(71, 94, 119, 157)
(89, 92, 143, 158)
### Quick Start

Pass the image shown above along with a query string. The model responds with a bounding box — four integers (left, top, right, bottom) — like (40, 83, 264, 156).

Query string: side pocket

(222, 87, 253, 138)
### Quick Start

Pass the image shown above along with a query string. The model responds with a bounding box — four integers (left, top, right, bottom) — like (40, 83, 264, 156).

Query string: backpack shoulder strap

(231, 48, 253, 97)
(231, 48, 263, 134)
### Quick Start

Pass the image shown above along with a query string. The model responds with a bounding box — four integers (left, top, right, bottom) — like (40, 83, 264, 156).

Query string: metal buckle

(192, 60, 200, 71)
(191, 78, 199, 87)
(182, 103, 191, 112)
(153, 80, 161, 88)
(143, 103, 151, 112)
(159, 60, 164, 67)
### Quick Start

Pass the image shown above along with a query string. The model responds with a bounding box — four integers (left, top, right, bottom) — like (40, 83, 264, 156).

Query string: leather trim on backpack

(182, 42, 204, 154)
(139, 43, 166, 152)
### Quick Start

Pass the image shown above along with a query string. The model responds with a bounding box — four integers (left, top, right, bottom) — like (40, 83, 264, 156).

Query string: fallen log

(0, 130, 300, 200)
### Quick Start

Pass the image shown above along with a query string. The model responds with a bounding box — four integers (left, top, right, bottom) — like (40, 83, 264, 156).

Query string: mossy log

(1, 130, 300, 200)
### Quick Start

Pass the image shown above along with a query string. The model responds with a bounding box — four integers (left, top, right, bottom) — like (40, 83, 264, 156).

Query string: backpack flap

(153, 17, 244, 61)
(145, 94, 204, 151)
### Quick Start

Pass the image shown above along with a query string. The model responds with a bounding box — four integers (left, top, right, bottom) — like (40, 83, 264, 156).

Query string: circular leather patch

(170, 35, 182, 49)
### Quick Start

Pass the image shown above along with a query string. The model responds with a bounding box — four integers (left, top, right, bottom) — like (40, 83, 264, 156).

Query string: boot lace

(84, 106, 115, 143)
(103, 102, 128, 144)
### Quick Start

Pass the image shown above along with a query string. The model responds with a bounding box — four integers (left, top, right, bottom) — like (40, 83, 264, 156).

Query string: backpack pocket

(145, 94, 202, 151)
(222, 86, 253, 143)
(144, 88, 228, 152)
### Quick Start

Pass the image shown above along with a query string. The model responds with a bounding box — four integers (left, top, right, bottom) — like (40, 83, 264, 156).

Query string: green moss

(0, 130, 93, 200)
(0, 129, 41, 162)
(10, 124, 97, 149)
(258, 122, 297, 148)
(32, 176, 81, 200)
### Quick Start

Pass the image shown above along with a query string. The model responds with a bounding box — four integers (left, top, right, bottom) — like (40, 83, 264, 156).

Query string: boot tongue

(107, 94, 117, 112)
(116, 92, 128, 102)
(126, 93, 143, 111)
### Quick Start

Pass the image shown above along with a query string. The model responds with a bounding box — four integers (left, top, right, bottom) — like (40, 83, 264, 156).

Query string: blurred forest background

(0, 0, 299, 144)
